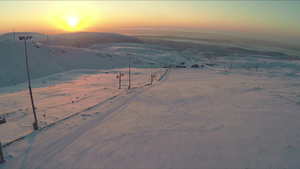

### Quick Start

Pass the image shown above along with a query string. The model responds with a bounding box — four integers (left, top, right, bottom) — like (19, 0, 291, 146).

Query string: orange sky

(0, 1, 299, 44)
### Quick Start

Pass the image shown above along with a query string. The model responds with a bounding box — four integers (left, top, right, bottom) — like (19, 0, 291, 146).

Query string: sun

(57, 14, 86, 32)
(68, 17, 78, 27)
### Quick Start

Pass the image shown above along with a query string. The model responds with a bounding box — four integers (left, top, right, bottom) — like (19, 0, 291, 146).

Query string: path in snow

(1, 68, 170, 168)
(0, 68, 167, 145)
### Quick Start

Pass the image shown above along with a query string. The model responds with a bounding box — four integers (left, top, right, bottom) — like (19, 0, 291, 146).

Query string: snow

(0, 32, 300, 168)
(0, 39, 174, 88)
(0, 68, 166, 146)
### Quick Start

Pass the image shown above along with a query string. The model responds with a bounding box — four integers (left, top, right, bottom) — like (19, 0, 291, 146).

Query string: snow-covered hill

(1, 32, 299, 88)
(0, 32, 143, 45)
(0, 41, 118, 87)
(46, 32, 144, 48)
(0, 32, 46, 42)
(1, 67, 300, 168)
(0, 32, 300, 168)
(0, 36, 174, 88)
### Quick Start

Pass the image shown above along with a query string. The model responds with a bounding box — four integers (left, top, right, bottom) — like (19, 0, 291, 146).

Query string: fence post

(0, 140, 4, 163)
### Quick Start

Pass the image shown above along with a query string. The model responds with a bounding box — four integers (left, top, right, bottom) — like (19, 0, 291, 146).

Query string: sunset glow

(0, 1, 299, 43)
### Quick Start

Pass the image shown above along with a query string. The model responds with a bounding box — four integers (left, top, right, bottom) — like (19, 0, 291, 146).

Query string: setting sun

(68, 17, 78, 27)
(58, 14, 85, 32)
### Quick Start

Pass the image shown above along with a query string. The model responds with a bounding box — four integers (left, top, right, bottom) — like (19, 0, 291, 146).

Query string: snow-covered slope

(0, 41, 113, 87)
(1, 32, 298, 88)
(0, 32, 143, 45)
(0, 32, 300, 168)
(1, 67, 300, 168)
(0, 40, 177, 88)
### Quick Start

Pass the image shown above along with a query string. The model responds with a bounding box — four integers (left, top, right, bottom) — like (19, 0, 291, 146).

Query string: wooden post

(116, 73, 124, 89)
(0, 141, 4, 163)
(128, 55, 131, 89)
(119, 73, 121, 89)
(150, 67, 153, 85)
(150, 74, 154, 85)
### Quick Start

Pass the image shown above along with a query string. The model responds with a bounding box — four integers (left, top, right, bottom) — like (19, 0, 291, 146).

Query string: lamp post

(19, 36, 38, 130)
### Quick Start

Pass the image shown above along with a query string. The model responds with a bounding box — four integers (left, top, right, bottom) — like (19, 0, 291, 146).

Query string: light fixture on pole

(19, 36, 39, 130)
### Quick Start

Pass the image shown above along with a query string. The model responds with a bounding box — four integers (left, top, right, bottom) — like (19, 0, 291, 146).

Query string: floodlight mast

(128, 55, 131, 89)
(20, 36, 38, 130)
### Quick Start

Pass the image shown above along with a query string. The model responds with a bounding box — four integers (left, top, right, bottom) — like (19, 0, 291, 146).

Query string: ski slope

(0, 68, 168, 145)
(0, 32, 300, 168)
(1, 67, 300, 168)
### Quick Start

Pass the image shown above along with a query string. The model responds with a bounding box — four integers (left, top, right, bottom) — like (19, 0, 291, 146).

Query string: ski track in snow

(2, 67, 300, 168)
(2, 69, 170, 147)
(13, 68, 171, 168)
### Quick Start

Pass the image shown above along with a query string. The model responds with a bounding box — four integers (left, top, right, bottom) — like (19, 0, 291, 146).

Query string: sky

(0, 1, 300, 43)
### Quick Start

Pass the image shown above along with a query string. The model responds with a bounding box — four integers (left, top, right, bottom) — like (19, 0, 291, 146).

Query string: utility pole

(128, 54, 131, 89)
(150, 66, 153, 85)
(19, 36, 38, 130)
(116, 73, 124, 89)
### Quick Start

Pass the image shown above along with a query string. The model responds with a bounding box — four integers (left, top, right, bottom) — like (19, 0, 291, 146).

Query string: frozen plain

(0, 32, 300, 168)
